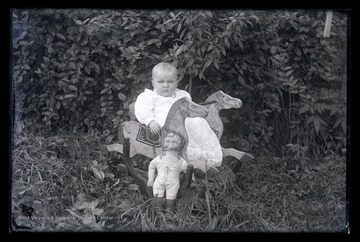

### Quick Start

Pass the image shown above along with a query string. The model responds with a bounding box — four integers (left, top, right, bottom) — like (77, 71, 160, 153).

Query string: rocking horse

(105, 91, 254, 199)
(106, 97, 208, 199)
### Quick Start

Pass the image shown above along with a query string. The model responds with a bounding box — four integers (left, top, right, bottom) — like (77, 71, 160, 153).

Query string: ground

(10, 132, 347, 232)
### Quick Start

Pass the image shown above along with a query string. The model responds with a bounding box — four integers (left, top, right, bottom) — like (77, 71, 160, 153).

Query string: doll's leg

(164, 181, 180, 212)
(153, 179, 165, 198)
(152, 180, 165, 212)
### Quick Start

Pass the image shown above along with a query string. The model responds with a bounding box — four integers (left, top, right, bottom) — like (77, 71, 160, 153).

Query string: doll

(147, 131, 190, 212)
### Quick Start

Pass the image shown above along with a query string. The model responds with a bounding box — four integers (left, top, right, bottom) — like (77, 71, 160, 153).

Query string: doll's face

(163, 134, 181, 151)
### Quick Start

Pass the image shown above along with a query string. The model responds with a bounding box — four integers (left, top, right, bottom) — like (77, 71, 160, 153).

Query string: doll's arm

(147, 158, 157, 187)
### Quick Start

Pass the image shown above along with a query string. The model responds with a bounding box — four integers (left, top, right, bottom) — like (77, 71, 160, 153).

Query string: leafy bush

(11, 9, 347, 157)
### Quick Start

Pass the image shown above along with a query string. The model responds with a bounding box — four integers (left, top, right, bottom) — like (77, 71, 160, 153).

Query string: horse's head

(207, 91, 242, 110)
(164, 97, 208, 141)
(172, 97, 208, 119)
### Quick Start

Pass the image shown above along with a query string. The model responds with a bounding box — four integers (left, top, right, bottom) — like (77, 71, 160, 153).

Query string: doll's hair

(152, 62, 178, 80)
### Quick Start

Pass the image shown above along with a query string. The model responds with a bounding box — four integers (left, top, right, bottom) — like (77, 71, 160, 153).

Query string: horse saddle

(136, 125, 162, 147)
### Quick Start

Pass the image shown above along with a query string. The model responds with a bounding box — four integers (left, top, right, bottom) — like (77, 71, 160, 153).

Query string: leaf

(311, 20, 318, 28)
(239, 40, 243, 50)
(73, 200, 89, 210)
(170, 12, 176, 19)
(294, 47, 301, 56)
(199, 71, 203, 80)
(330, 106, 338, 116)
(82, 215, 95, 225)
(129, 184, 139, 191)
(258, 55, 266, 64)
(56, 101, 61, 110)
(313, 117, 321, 134)
(56, 33, 66, 40)
(75, 20, 83, 25)
(204, 58, 212, 69)
(92, 167, 104, 181)
(68, 62, 76, 69)
(214, 60, 219, 70)
(286, 69, 294, 77)
(224, 38, 230, 48)
(176, 22, 182, 34)
(85, 66, 90, 74)
(299, 105, 310, 114)
(238, 75, 245, 85)
(64, 94, 75, 99)
(307, 116, 315, 125)
(175, 44, 185, 56)
(201, 45, 206, 54)
(341, 120, 346, 134)
(92, 208, 104, 216)
(270, 46, 277, 54)
(68, 85, 78, 91)
(318, 116, 327, 126)
(118, 93, 126, 101)
(100, 88, 108, 95)
(92, 63, 100, 73)
(333, 118, 342, 129)
(46, 35, 54, 44)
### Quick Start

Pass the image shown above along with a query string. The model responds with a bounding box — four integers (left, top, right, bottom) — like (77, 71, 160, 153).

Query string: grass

(10, 131, 347, 232)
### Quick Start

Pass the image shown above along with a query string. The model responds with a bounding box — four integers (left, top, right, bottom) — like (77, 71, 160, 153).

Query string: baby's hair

(152, 62, 178, 80)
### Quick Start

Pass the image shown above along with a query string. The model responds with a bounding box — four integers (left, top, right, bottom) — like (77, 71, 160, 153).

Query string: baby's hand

(147, 181, 154, 187)
(148, 120, 161, 135)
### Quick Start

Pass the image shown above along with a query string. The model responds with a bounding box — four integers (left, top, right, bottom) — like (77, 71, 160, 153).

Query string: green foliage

(11, 9, 347, 157)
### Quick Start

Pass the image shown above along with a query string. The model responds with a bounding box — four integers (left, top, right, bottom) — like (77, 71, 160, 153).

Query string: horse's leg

(222, 147, 254, 173)
(177, 165, 194, 197)
(122, 138, 152, 199)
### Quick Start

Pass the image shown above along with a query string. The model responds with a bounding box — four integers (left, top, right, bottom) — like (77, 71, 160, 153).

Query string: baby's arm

(134, 91, 156, 126)
(147, 158, 157, 187)
(134, 91, 161, 134)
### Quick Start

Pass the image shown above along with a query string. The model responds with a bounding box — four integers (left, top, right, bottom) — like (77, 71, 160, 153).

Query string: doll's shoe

(151, 197, 165, 214)
(165, 199, 176, 213)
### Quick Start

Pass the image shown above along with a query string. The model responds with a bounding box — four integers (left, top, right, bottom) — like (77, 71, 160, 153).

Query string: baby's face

(152, 70, 178, 97)
(163, 135, 180, 151)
